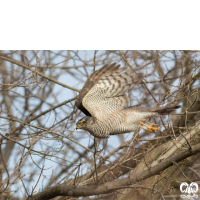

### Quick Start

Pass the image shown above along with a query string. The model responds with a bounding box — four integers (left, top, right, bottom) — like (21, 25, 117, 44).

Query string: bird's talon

(140, 122, 160, 133)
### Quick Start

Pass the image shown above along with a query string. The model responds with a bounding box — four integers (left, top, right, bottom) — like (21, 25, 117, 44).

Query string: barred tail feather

(150, 105, 181, 115)
(131, 105, 181, 115)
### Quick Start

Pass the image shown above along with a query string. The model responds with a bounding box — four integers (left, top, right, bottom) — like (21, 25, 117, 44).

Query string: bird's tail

(131, 105, 181, 115)
(143, 105, 181, 115)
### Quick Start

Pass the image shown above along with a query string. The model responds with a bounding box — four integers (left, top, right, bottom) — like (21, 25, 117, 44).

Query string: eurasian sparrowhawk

(75, 63, 180, 138)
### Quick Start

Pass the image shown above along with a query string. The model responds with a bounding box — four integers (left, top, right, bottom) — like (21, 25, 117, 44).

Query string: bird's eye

(79, 122, 83, 126)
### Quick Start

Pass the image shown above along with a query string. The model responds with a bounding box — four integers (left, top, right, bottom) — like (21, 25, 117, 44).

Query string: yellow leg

(140, 122, 160, 133)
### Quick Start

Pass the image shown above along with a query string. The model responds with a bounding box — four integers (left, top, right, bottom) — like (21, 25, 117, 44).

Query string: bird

(75, 63, 180, 138)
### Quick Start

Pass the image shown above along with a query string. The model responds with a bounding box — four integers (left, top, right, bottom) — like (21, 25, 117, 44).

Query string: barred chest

(89, 113, 125, 138)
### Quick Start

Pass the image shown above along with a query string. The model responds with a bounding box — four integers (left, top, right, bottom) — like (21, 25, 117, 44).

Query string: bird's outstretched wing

(81, 63, 143, 120)
(75, 63, 121, 116)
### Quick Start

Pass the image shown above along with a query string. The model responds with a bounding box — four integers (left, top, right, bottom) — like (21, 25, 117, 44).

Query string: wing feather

(82, 65, 143, 119)
(75, 63, 120, 115)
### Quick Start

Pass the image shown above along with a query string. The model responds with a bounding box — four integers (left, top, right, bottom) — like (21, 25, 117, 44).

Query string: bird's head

(76, 116, 93, 130)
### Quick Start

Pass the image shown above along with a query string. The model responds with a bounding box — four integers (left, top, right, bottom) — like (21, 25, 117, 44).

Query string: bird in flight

(75, 63, 180, 138)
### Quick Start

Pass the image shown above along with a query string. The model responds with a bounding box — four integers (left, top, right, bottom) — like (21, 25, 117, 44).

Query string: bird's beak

(76, 124, 79, 130)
